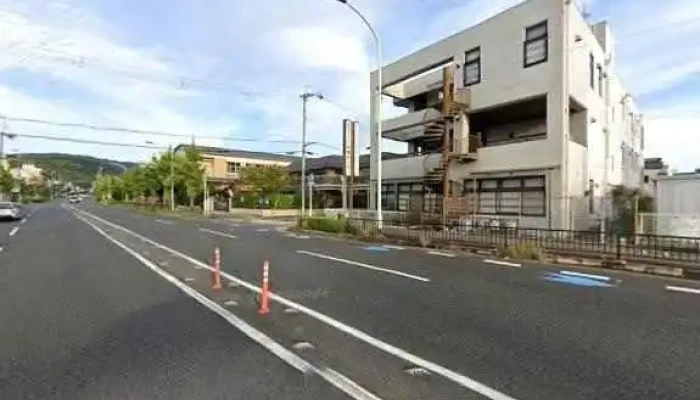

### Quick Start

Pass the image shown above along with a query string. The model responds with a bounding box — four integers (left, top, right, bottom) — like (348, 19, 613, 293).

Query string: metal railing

(347, 218, 700, 267)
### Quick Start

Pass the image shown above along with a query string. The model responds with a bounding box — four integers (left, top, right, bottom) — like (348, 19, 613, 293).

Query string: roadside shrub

(498, 242, 545, 261)
(304, 216, 348, 233)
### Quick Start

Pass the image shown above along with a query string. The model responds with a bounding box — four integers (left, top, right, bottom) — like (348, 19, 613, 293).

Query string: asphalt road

(0, 204, 351, 400)
(73, 202, 700, 400)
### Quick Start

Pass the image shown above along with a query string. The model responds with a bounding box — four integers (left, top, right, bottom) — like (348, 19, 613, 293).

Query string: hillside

(6, 153, 137, 186)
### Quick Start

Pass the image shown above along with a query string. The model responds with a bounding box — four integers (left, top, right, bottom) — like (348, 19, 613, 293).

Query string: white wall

(382, 154, 441, 180)
(372, 0, 563, 114)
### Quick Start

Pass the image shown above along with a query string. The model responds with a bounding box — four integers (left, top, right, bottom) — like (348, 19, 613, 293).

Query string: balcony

(383, 108, 443, 142)
(381, 153, 442, 180)
(384, 69, 443, 102)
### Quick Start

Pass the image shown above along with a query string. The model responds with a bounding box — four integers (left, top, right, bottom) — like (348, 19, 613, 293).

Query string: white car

(0, 202, 22, 221)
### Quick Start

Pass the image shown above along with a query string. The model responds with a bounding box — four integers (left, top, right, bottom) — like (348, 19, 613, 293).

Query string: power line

(4, 130, 329, 159)
(3, 45, 296, 98)
(5, 132, 163, 149)
(0, 114, 306, 145)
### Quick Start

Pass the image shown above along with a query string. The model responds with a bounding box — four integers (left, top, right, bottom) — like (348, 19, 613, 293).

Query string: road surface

(2, 201, 700, 399)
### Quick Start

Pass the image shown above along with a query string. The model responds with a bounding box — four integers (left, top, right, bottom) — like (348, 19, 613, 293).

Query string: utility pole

(169, 144, 175, 211)
(299, 91, 323, 217)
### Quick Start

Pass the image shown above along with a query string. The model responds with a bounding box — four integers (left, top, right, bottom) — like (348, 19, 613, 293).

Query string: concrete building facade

(369, 0, 644, 230)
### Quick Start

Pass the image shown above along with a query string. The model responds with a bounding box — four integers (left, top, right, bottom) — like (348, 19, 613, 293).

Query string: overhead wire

(0, 114, 319, 145)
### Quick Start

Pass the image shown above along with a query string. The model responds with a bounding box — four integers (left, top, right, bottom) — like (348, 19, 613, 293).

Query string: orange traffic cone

(258, 260, 270, 315)
(212, 247, 223, 291)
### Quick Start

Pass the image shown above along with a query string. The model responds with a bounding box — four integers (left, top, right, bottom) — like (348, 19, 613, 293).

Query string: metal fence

(348, 218, 700, 266)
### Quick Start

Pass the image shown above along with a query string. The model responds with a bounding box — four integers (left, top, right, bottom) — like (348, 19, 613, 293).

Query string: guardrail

(347, 218, 700, 269)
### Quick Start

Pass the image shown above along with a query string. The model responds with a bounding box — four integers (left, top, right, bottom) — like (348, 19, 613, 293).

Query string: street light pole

(299, 92, 323, 217)
(332, 0, 383, 226)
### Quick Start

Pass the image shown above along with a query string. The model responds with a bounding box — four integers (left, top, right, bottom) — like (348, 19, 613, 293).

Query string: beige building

(369, 0, 644, 230)
(174, 145, 297, 190)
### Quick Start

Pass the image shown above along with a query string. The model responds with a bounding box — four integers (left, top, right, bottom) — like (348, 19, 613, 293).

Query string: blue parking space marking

(542, 272, 615, 288)
(362, 246, 391, 252)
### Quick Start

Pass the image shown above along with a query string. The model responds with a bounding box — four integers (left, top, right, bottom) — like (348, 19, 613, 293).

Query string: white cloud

(645, 118, 700, 172)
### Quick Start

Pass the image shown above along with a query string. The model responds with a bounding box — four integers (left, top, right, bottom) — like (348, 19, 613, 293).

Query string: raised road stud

(212, 247, 223, 291)
(258, 260, 270, 315)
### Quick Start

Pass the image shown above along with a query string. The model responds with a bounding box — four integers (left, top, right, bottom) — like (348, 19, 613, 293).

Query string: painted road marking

(666, 285, 700, 295)
(155, 219, 174, 225)
(20, 218, 27, 225)
(542, 272, 614, 288)
(559, 270, 611, 281)
(199, 228, 238, 239)
(362, 246, 391, 252)
(296, 250, 430, 283)
(73, 212, 384, 400)
(383, 245, 405, 250)
(9, 226, 19, 237)
(427, 251, 456, 258)
(484, 259, 521, 268)
(71, 208, 519, 400)
(0, 247, 4, 254)
(256, 228, 270, 232)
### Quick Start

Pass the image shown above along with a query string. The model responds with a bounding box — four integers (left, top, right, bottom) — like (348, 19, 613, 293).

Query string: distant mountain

(6, 153, 137, 186)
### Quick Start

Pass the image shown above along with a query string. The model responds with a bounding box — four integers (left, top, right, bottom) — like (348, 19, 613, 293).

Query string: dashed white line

(427, 251, 455, 258)
(560, 270, 611, 282)
(71, 207, 518, 400)
(155, 219, 174, 225)
(484, 259, 522, 268)
(20, 218, 27, 225)
(666, 285, 700, 295)
(383, 245, 405, 250)
(296, 250, 431, 283)
(199, 228, 238, 239)
(9, 226, 19, 237)
(73, 212, 384, 400)
(0, 247, 4, 254)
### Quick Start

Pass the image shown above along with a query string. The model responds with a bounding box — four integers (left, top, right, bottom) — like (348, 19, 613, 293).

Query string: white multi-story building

(368, 0, 644, 230)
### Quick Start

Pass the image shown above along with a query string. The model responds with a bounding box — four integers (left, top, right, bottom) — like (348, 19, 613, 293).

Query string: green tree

(176, 147, 204, 208)
(122, 166, 148, 201)
(610, 185, 654, 234)
(0, 165, 14, 199)
(239, 165, 290, 208)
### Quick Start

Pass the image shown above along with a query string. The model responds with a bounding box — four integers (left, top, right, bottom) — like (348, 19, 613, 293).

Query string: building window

(466, 176, 546, 216)
(381, 183, 396, 211)
(597, 64, 604, 97)
(227, 162, 242, 173)
(524, 21, 548, 67)
(589, 53, 595, 89)
(644, 175, 650, 184)
(464, 47, 481, 86)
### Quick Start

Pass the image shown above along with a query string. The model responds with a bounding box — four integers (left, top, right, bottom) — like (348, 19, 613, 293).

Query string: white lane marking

(383, 245, 405, 250)
(427, 251, 455, 258)
(9, 226, 19, 237)
(199, 228, 238, 239)
(296, 250, 430, 283)
(666, 285, 700, 295)
(0, 247, 4, 254)
(73, 212, 383, 400)
(484, 259, 522, 268)
(71, 208, 518, 400)
(20, 218, 27, 225)
(155, 219, 174, 225)
(560, 270, 611, 282)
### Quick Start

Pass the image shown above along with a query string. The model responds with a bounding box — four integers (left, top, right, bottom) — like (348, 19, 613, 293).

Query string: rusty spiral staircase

(419, 65, 480, 220)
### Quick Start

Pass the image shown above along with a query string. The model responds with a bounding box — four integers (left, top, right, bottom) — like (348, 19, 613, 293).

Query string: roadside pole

(308, 174, 314, 216)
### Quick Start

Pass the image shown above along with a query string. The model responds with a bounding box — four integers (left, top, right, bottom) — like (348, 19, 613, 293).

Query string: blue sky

(0, 0, 699, 171)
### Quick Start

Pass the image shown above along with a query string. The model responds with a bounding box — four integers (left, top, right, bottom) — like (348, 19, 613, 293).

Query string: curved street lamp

(330, 0, 383, 227)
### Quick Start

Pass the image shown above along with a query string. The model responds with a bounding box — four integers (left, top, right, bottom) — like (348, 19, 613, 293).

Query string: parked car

(0, 202, 22, 221)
